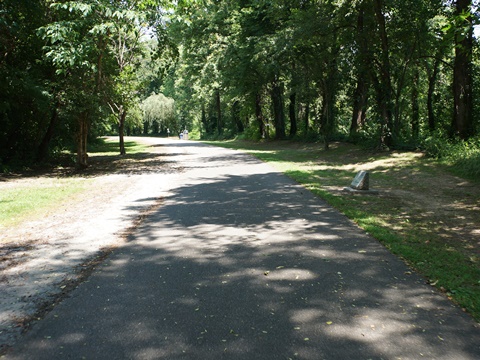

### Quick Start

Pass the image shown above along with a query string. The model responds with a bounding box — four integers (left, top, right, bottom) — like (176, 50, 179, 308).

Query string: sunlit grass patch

(89, 137, 150, 157)
(0, 178, 88, 232)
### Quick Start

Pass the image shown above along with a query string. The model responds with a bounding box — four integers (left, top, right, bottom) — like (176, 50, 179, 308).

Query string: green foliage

(1, 0, 479, 167)
(0, 0, 53, 163)
(423, 133, 480, 178)
(141, 93, 176, 132)
(166, 0, 477, 149)
(0, 0, 170, 165)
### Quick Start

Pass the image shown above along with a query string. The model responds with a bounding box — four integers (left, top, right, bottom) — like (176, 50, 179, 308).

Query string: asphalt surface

(4, 140, 480, 359)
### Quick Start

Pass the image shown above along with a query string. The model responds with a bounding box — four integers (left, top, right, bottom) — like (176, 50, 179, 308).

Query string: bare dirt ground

(323, 150, 480, 260)
(0, 137, 183, 353)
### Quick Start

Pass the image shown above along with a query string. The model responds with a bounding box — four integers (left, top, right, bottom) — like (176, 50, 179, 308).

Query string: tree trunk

(289, 93, 297, 138)
(271, 79, 286, 140)
(201, 103, 207, 135)
(373, 0, 394, 148)
(118, 107, 127, 155)
(452, 0, 474, 139)
(320, 82, 335, 150)
(304, 102, 310, 135)
(320, 49, 339, 150)
(255, 92, 266, 139)
(76, 112, 89, 169)
(350, 4, 369, 136)
(232, 100, 244, 133)
(427, 58, 440, 132)
(215, 89, 222, 134)
(351, 78, 368, 135)
(411, 69, 420, 139)
(37, 99, 61, 162)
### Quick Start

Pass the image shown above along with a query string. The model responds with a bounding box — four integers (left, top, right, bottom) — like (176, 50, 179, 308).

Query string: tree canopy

(0, 0, 479, 169)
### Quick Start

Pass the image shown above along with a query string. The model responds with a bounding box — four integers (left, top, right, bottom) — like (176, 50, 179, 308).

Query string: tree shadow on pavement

(6, 163, 480, 359)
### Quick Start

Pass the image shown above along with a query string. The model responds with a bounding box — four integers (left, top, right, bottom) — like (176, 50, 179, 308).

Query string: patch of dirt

(377, 164, 480, 261)
(321, 147, 480, 261)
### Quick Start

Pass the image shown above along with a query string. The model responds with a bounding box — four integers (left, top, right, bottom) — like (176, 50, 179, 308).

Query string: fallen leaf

(326, 321, 333, 325)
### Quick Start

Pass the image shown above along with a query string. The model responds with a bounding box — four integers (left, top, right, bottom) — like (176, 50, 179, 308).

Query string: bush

(450, 138, 480, 179)
(421, 130, 451, 159)
(422, 133, 480, 180)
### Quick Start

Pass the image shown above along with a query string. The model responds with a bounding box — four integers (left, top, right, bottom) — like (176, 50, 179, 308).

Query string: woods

(1, 0, 479, 169)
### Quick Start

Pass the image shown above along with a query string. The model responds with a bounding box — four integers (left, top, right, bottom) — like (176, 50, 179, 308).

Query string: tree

(166, 0, 478, 151)
(141, 93, 176, 133)
(39, 1, 115, 167)
(372, 0, 394, 148)
(38, 0, 169, 166)
(350, 2, 370, 137)
(452, 0, 474, 139)
(0, 0, 53, 164)
(105, 0, 148, 155)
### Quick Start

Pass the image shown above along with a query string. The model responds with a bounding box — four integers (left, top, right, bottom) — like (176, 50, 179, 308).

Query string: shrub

(422, 133, 480, 179)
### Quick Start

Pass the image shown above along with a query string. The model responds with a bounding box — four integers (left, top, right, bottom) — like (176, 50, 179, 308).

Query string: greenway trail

(5, 140, 480, 359)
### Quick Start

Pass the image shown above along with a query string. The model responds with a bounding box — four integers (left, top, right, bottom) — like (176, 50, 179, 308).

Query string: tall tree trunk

(289, 93, 297, 138)
(319, 82, 336, 150)
(350, 3, 369, 136)
(373, 0, 394, 148)
(452, 0, 474, 139)
(320, 44, 339, 150)
(411, 69, 420, 139)
(255, 92, 266, 139)
(304, 102, 310, 135)
(351, 79, 368, 135)
(215, 89, 222, 134)
(427, 58, 440, 132)
(201, 103, 207, 135)
(76, 112, 89, 169)
(271, 79, 286, 140)
(37, 99, 61, 162)
(232, 100, 244, 133)
(118, 107, 127, 155)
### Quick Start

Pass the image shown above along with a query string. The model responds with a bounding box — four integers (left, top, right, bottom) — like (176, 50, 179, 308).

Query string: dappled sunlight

(307, 152, 425, 174)
(6, 141, 479, 360)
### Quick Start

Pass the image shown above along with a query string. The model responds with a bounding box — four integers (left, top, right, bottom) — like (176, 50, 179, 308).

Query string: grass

(89, 137, 151, 156)
(0, 137, 148, 235)
(204, 139, 480, 322)
(0, 179, 88, 231)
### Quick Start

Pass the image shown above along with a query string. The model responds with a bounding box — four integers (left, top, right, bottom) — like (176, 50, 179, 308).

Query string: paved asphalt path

(4, 140, 480, 359)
